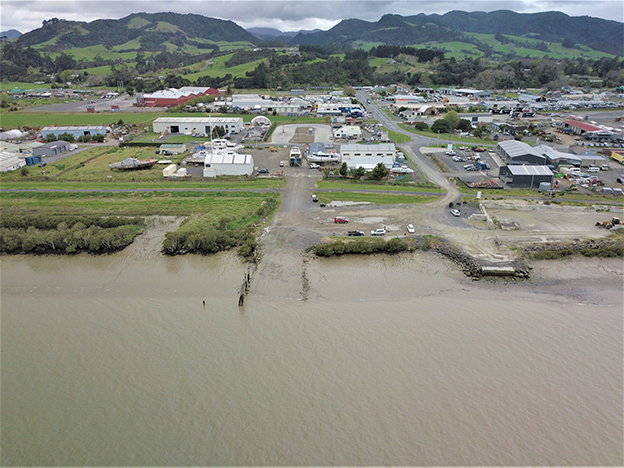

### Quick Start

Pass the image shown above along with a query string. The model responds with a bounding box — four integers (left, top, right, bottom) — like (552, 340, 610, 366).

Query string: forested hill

(292, 11, 623, 56)
(16, 12, 259, 51)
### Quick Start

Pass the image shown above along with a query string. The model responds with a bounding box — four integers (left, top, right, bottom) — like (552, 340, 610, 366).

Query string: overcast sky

(2, 0, 623, 34)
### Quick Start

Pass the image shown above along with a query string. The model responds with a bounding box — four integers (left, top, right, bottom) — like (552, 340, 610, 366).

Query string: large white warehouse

(203, 153, 254, 177)
(340, 143, 396, 160)
(153, 117, 244, 136)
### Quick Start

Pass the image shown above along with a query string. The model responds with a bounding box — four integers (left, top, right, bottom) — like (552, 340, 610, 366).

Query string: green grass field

(183, 56, 268, 81)
(0, 190, 271, 219)
(0, 112, 163, 128)
(1, 82, 53, 91)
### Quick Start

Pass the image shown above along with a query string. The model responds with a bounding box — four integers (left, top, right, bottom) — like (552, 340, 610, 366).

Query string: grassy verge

(0, 146, 283, 187)
(317, 192, 439, 205)
(0, 190, 272, 217)
(0, 179, 283, 191)
(382, 126, 411, 144)
(316, 179, 442, 192)
(397, 123, 492, 145)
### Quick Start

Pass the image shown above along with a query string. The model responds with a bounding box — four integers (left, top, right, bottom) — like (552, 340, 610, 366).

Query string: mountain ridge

(12, 10, 623, 57)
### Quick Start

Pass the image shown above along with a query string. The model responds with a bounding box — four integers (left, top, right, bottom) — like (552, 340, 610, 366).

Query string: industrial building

(394, 95, 426, 105)
(340, 143, 397, 170)
(41, 126, 106, 139)
(152, 117, 244, 136)
(562, 120, 602, 136)
(495, 140, 547, 165)
(0, 141, 44, 155)
(340, 143, 397, 159)
(203, 153, 254, 177)
(342, 156, 395, 171)
(499, 165, 554, 188)
(334, 126, 362, 140)
(0, 129, 24, 141)
(159, 143, 186, 154)
(33, 141, 72, 158)
(138, 87, 222, 107)
(534, 145, 608, 167)
(0, 151, 26, 172)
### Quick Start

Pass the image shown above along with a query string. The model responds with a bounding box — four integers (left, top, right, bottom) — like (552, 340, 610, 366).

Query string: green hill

(18, 12, 258, 52)
(292, 11, 622, 57)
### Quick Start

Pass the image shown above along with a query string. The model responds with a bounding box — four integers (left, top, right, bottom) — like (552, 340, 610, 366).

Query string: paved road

(357, 89, 459, 205)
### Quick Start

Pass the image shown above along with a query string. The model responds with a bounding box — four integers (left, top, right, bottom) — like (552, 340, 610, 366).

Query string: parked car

(334, 217, 349, 223)
(371, 228, 386, 236)
(450, 209, 461, 217)
(257, 168, 269, 174)
(407, 224, 415, 233)
(347, 230, 365, 236)
(279, 161, 284, 167)
(310, 163, 320, 169)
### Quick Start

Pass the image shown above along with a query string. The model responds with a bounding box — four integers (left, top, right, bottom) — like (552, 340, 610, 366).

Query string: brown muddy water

(1, 248, 622, 466)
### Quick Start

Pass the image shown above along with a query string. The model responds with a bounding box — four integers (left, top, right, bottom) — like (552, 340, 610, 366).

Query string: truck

(475, 160, 490, 170)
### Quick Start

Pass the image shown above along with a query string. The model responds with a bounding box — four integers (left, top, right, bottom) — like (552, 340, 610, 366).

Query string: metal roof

(341, 143, 396, 152)
(42, 126, 105, 131)
(506, 165, 553, 176)
(204, 153, 252, 165)
(564, 120, 602, 132)
(497, 140, 543, 158)
(153, 117, 243, 124)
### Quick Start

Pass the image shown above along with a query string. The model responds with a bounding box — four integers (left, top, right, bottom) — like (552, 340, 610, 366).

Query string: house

(498, 165, 554, 188)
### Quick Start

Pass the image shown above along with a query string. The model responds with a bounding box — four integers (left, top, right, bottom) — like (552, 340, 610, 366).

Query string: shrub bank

(311, 237, 417, 257)
(311, 237, 531, 279)
(522, 237, 624, 260)
(162, 194, 279, 258)
(0, 224, 143, 255)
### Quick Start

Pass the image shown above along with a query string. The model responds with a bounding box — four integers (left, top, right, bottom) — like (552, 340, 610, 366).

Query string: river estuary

(1, 248, 622, 466)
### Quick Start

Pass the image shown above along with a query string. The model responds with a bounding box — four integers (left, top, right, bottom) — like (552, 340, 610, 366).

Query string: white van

(587, 166, 600, 173)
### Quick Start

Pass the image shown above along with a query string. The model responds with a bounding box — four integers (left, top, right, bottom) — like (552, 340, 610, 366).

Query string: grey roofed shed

(499, 165, 554, 188)
(496, 140, 546, 165)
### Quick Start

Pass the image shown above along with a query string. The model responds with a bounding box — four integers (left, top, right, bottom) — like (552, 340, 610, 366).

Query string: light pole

(437, 130, 440, 147)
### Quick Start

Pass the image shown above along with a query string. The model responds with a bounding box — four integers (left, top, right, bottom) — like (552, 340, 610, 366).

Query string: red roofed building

(563, 120, 602, 135)
(139, 87, 223, 107)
